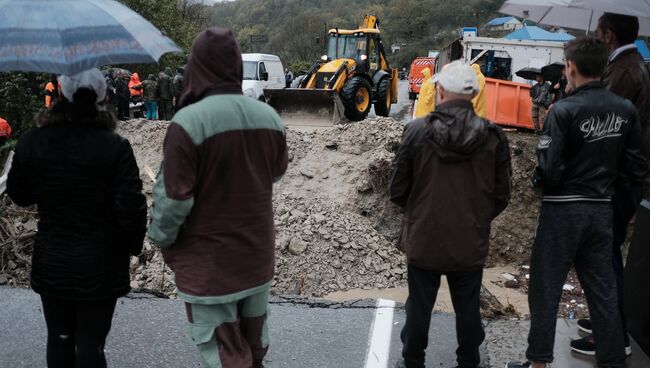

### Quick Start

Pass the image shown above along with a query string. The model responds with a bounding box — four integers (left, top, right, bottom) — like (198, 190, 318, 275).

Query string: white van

(241, 53, 285, 101)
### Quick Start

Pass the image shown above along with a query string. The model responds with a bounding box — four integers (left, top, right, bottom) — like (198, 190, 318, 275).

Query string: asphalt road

(2, 286, 648, 368)
(367, 80, 413, 123)
(0, 287, 480, 368)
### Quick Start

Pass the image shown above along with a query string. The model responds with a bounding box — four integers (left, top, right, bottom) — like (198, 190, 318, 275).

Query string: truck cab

(407, 57, 437, 100)
(242, 53, 286, 102)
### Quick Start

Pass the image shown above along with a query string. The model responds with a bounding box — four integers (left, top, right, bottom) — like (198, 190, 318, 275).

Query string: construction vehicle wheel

(341, 77, 372, 121)
(374, 78, 392, 117)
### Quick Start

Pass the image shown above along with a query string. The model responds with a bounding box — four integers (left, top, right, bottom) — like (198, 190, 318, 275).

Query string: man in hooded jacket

(414, 68, 435, 118)
(390, 60, 512, 368)
(148, 28, 288, 368)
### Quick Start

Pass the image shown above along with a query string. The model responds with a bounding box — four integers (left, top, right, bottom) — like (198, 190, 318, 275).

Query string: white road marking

(364, 298, 396, 368)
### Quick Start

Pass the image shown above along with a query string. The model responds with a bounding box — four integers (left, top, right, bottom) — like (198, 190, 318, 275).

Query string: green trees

(210, 0, 503, 73)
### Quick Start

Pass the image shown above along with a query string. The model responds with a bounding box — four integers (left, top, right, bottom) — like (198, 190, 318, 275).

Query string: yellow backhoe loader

(264, 15, 398, 127)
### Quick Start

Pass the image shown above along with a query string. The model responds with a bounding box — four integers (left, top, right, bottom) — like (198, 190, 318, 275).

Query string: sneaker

(577, 319, 592, 334)
(570, 335, 632, 356)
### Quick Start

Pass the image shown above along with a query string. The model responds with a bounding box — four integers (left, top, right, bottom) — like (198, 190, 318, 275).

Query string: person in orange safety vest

(0, 117, 12, 146)
(129, 73, 143, 98)
(45, 74, 61, 109)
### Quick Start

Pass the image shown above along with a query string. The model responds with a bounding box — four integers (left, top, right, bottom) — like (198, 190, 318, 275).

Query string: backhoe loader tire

(341, 77, 372, 121)
(374, 78, 392, 117)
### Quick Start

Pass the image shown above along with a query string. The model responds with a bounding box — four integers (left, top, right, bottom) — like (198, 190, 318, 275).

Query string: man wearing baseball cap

(390, 60, 512, 368)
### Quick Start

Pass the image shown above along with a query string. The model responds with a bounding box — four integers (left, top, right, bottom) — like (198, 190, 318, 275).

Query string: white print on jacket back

(580, 113, 628, 142)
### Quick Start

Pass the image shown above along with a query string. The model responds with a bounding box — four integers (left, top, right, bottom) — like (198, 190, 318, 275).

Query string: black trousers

(401, 264, 484, 368)
(526, 203, 625, 368)
(117, 98, 129, 120)
(41, 295, 117, 368)
(611, 182, 643, 345)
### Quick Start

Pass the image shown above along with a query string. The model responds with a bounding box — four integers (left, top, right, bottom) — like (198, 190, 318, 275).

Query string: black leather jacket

(532, 81, 647, 203)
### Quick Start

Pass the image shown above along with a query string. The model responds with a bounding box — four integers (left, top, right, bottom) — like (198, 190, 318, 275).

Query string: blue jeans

(145, 101, 158, 120)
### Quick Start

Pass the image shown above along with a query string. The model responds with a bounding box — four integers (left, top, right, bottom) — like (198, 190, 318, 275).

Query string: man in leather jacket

(507, 37, 647, 368)
(570, 12, 650, 357)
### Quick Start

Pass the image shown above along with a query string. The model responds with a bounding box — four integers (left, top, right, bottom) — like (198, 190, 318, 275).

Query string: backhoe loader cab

(264, 15, 398, 126)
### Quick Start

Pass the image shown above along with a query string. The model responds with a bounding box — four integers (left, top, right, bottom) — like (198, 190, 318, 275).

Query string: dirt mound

(0, 117, 540, 300)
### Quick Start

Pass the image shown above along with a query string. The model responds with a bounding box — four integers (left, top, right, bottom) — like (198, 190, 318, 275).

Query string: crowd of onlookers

(103, 67, 184, 121)
(42, 67, 185, 122)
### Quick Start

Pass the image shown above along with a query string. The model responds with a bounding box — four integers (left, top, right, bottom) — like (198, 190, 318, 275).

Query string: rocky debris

(272, 194, 405, 297)
(0, 116, 541, 316)
(488, 133, 539, 266)
(0, 199, 36, 288)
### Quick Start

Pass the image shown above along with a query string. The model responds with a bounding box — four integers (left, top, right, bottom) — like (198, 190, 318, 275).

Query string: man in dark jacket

(530, 75, 552, 132)
(570, 12, 650, 357)
(172, 67, 184, 112)
(390, 60, 512, 368)
(104, 70, 118, 117)
(148, 28, 288, 368)
(157, 68, 174, 120)
(142, 74, 159, 120)
(114, 71, 131, 121)
(507, 37, 647, 368)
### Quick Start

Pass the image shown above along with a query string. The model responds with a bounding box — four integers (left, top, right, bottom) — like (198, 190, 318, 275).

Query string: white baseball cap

(432, 60, 479, 95)
(58, 68, 107, 104)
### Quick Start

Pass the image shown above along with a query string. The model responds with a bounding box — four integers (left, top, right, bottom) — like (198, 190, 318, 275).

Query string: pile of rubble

(0, 117, 541, 302)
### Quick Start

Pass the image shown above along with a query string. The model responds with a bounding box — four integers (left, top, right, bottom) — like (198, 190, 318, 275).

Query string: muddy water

(324, 266, 531, 316)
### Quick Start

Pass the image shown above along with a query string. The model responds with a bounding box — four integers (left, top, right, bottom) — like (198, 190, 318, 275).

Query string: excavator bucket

(264, 88, 346, 128)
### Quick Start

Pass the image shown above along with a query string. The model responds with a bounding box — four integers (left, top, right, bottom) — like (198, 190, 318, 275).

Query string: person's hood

(164, 67, 173, 77)
(130, 73, 141, 84)
(178, 27, 243, 109)
(470, 64, 482, 76)
(422, 67, 431, 80)
(147, 74, 155, 81)
(58, 68, 106, 104)
(425, 99, 489, 162)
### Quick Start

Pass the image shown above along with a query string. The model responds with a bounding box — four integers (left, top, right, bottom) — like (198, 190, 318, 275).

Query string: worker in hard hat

(414, 67, 436, 118)
(471, 64, 487, 118)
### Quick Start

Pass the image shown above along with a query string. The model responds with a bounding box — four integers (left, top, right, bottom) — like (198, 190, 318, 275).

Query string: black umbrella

(541, 61, 565, 85)
(515, 67, 542, 81)
(515, 67, 542, 80)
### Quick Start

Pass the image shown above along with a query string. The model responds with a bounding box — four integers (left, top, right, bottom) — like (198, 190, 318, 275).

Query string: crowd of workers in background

(43, 67, 184, 122)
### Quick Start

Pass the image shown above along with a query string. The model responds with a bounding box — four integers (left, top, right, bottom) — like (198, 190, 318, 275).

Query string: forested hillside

(210, 0, 505, 69)
(0, 0, 504, 138)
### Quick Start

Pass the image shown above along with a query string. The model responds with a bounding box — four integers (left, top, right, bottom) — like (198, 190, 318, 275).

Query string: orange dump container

(485, 77, 534, 130)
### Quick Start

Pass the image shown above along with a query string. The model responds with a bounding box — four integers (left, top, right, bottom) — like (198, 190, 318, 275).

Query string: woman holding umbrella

(6, 68, 147, 368)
